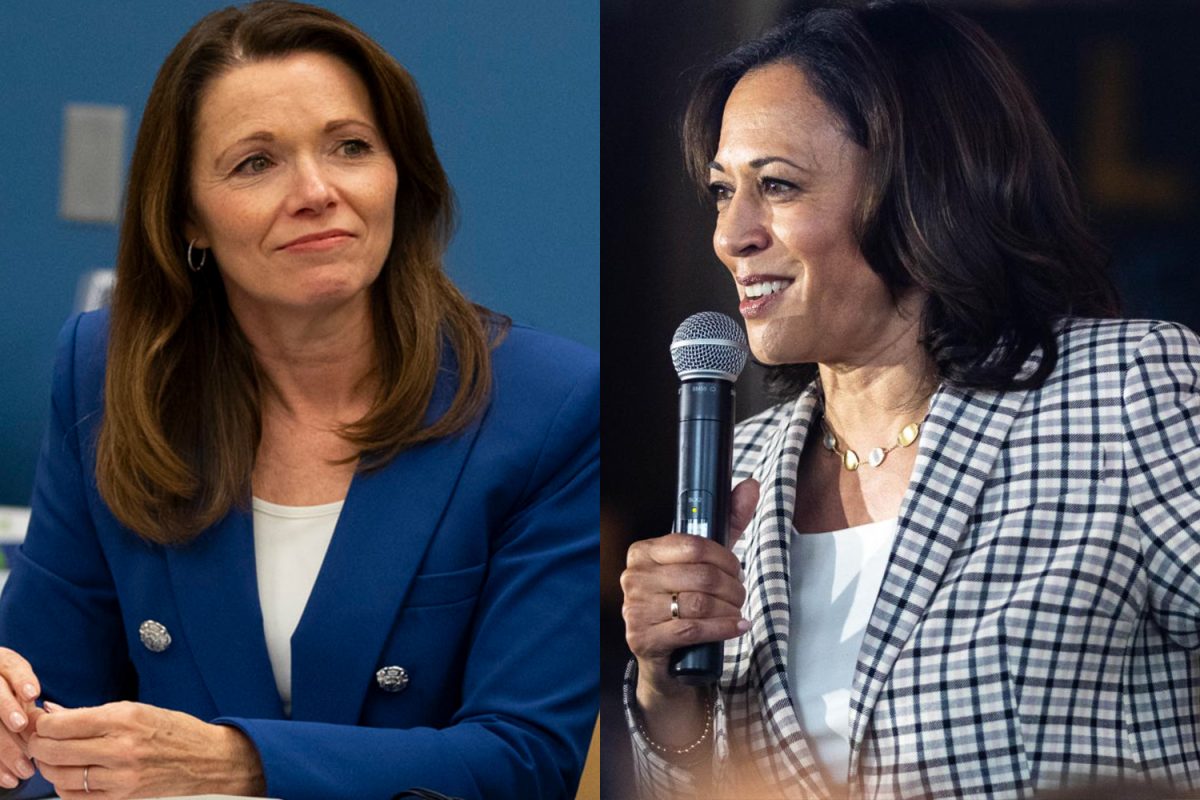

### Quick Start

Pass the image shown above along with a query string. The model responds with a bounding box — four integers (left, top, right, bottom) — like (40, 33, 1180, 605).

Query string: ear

(183, 216, 210, 250)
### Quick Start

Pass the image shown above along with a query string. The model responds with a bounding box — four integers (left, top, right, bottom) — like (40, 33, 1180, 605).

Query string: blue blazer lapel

(847, 381, 1031, 768)
(288, 352, 484, 724)
(165, 510, 285, 719)
(286, 423, 480, 723)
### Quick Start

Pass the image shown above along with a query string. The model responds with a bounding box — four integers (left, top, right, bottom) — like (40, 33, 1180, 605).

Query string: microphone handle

(669, 379, 735, 685)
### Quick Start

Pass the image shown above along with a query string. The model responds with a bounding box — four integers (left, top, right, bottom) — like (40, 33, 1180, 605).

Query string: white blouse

(252, 496, 342, 717)
(787, 518, 899, 785)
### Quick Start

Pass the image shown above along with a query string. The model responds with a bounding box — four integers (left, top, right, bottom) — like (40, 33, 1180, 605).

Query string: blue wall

(0, 1, 598, 505)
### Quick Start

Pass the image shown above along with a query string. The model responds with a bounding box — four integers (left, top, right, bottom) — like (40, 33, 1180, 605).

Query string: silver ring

(670, 592, 681, 620)
(83, 764, 90, 794)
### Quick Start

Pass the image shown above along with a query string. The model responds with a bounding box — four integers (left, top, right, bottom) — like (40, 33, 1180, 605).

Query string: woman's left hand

(26, 701, 265, 799)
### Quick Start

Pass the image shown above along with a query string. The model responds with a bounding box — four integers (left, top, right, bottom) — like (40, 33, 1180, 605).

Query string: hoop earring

(187, 239, 207, 272)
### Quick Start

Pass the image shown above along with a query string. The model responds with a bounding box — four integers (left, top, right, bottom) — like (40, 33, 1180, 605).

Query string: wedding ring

(83, 765, 90, 794)
(670, 592, 681, 620)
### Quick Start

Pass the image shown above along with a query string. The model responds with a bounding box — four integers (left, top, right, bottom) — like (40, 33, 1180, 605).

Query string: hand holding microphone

(621, 313, 756, 747)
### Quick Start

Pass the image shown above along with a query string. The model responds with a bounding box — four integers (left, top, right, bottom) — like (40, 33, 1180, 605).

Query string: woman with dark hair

(621, 3, 1199, 799)
(0, 2, 597, 799)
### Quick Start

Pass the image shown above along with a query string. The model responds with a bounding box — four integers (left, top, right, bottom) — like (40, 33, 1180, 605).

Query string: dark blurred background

(600, 1, 1200, 797)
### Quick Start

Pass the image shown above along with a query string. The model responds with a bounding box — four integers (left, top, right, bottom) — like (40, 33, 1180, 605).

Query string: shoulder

(1037, 317, 1200, 402)
(477, 323, 598, 454)
(54, 308, 109, 368)
(456, 324, 598, 520)
(1052, 317, 1199, 375)
(49, 308, 109, 417)
(487, 324, 598, 419)
(490, 323, 598, 392)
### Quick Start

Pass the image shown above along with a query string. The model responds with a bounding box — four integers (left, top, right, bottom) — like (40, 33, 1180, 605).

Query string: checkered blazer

(626, 317, 1200, 799)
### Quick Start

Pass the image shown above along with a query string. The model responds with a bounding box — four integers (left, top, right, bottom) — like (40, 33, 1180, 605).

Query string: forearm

(222, 716, 585, 800)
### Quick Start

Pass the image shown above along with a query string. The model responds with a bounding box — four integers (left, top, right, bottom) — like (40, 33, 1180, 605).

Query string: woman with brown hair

(0, 3, 598, 799)
(621, 3, 1200, 798)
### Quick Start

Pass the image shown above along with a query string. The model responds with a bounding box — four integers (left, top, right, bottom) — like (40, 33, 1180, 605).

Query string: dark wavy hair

(98, 1, 504, 545)
(683, 1, 1120, 398)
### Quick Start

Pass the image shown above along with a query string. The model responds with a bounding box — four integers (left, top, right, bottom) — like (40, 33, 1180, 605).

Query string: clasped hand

(0, 648, 263, 799)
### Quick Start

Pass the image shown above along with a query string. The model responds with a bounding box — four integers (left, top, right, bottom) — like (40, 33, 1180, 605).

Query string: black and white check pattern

(626, 318, 1200, 799)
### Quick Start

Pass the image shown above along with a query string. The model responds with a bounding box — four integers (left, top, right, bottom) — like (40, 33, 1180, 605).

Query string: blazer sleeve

(1122, 321, 1200, 648)
(217, 354, 600, 800)
(0, 313, 134, 799)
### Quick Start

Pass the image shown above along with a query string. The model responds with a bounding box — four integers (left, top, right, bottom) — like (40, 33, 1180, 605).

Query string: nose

(286, 157, 336, 215)
(714, 192, 771, 261)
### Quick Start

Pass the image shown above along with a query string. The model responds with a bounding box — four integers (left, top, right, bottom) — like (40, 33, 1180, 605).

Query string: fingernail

(0, 773, 17, 788)
(739, 567, 746, 582)
(14, 759, 32, 779)
(737, 618, 751, 632)
(8, 712, 25, 730)
(42, 701, 63, 713)
(21, 684, 36, 700)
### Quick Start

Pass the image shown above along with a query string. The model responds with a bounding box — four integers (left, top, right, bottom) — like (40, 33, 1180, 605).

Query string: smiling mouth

(743, 279, 792, 299)
(279, 230, 355, 250)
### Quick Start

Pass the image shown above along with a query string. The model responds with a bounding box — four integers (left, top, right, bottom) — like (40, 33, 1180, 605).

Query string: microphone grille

(670, 312, 749, 381)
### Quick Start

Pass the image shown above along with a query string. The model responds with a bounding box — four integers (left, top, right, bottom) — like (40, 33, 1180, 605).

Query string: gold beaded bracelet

(635, 695, 714, 757)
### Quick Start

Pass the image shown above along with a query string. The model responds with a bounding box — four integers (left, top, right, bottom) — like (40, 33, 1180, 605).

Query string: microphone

(668, 312, 749, 685)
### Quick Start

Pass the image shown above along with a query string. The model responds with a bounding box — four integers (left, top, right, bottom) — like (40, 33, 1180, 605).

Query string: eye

(760, 177, 799, 199)
(706, 182, 733, 208)
(233, 154, 273, 175)
(338, 138, 373, 157)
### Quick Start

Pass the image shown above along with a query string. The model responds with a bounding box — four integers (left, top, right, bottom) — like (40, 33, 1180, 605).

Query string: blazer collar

(740, 381, 832, 797)
(287, 420, 482, 723)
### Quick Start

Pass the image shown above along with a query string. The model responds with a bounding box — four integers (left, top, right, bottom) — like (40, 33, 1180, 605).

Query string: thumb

(728, 478, 760, 550)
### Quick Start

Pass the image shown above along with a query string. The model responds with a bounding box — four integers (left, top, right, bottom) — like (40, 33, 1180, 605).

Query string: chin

(751, 352, 807, 368)
(306, 286, 371, 310)
(747, 330, 811, 368)
(299, 271, 374, 301)
(749, 346, 782, 366)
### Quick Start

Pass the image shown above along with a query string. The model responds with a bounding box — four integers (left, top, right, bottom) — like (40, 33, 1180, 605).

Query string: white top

(787, 518, 899, 784)
(252, 497, 342, 717)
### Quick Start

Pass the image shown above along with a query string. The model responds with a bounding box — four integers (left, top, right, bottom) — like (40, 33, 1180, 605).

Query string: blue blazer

(0, 309, 599, 800)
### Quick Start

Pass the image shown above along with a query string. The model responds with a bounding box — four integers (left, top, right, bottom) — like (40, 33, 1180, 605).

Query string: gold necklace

(818, 409, 925, 472)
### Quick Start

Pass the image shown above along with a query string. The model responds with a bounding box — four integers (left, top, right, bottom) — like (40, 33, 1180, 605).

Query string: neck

(817, 298, 936, 452)
(231, 295, 378, 422)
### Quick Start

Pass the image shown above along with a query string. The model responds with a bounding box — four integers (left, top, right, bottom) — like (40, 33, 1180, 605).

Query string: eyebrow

(708, 156, 812, 173)
(325, 118, 378, 134)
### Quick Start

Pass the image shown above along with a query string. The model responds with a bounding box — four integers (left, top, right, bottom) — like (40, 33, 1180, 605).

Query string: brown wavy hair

(683, 2, 1121, 398)
(97, 0, 503, 545)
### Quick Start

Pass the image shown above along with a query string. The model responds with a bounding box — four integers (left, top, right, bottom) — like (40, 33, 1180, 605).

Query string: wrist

(635, 660, 702, 711)
(215, 724, 267, 796)
(632, 681, 713, 759)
